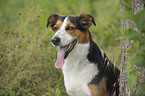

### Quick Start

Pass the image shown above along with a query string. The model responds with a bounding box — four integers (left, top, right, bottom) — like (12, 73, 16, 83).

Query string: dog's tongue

(55, 47, 67, 69)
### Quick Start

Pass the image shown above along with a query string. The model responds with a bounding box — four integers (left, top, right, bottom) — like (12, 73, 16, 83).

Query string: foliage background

(0, 0, 120, 96)
(119, 0, 145, 95)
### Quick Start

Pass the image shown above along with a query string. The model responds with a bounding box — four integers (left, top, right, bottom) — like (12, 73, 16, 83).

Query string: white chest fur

(62, 43, 98, 96)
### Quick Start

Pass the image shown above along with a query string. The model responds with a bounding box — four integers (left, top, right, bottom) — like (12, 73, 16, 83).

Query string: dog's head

(47, 13, 96, 69)
(47, 13, 96, 46)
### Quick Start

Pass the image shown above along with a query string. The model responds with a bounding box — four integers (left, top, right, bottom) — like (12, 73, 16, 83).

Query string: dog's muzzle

(51, 37, 60, 46)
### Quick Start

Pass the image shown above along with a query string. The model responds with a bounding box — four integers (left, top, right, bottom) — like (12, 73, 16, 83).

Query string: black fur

(68, 16, 87, 32)
(87, 33, 120, 96)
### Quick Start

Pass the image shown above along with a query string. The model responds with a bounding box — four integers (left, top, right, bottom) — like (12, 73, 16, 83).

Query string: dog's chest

(62, 63, 97, 96)
(62, 43, 98, 96)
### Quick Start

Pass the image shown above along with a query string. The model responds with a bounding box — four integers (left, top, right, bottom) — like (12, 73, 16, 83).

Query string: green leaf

(121, 0, 133, 10)
(141, 83, 145, 92)
(128, 54, 145, 68)
(137, 83, 145, 96)
(127, 40, 140, 54)
(126, 61, 132, 74)
(135, 9, 145, 30)
(128, 71, 139, 89)
(127, 48, 136, 54)
(117, 8, 134, 20)
(118, 0, 134, 20)
(134, 54, 145, 67)
(121, 28, 138, 39)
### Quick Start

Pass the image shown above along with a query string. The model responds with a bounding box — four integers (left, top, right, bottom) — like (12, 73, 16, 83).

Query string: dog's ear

(78, 13, 96, 29)
(47, 13, 60, 27)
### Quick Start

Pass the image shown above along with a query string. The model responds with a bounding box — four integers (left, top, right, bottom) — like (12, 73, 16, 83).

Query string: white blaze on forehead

(59, 16, 68, 30)
(52, 16, 74, 47)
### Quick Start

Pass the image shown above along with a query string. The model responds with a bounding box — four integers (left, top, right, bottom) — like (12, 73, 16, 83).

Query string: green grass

(0, 0, 120, 96)
(0, 3, 66, 96)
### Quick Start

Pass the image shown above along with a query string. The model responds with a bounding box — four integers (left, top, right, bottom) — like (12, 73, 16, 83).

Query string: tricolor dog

(47, 13, 120, 96)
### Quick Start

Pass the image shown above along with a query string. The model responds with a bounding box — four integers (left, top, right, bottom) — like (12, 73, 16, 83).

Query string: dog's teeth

(66, 41, 75, 51)
(67, 45, 71, 51)
(69, 46, 71, 49)
(70, 43, 72, 47)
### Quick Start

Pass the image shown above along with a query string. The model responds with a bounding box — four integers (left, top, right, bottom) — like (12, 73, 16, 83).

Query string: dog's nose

(51, 37, 60, 45)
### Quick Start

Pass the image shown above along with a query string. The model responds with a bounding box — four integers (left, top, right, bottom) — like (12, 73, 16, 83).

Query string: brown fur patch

(78, 13, 96, 29)
(65, 20, 90, 44)
(56, 20, 63, 28)
(88, 77, 111, 96)
(48, 13, 60, 27)
(52, 20, 63, 32)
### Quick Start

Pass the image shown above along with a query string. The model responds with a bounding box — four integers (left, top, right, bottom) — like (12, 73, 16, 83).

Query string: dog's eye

(53, 27, 58, 31)
(66, 26, 75, 31)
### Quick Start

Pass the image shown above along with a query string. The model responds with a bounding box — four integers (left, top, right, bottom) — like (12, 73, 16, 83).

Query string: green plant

(120, 0, 145, 95)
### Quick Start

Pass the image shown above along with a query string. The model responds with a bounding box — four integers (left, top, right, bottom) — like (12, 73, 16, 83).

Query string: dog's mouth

(55, 40, 77, 69)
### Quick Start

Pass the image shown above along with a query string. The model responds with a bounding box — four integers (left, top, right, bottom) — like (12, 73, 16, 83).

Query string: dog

(47, 13, 120, 96)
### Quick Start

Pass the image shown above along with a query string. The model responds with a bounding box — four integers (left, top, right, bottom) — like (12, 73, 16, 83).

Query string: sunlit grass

(0, 4, 67, 96)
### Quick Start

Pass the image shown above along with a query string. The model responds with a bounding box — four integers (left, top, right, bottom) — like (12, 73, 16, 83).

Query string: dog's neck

(62, 42, 90, 70)
(62, 41, 98, 96)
